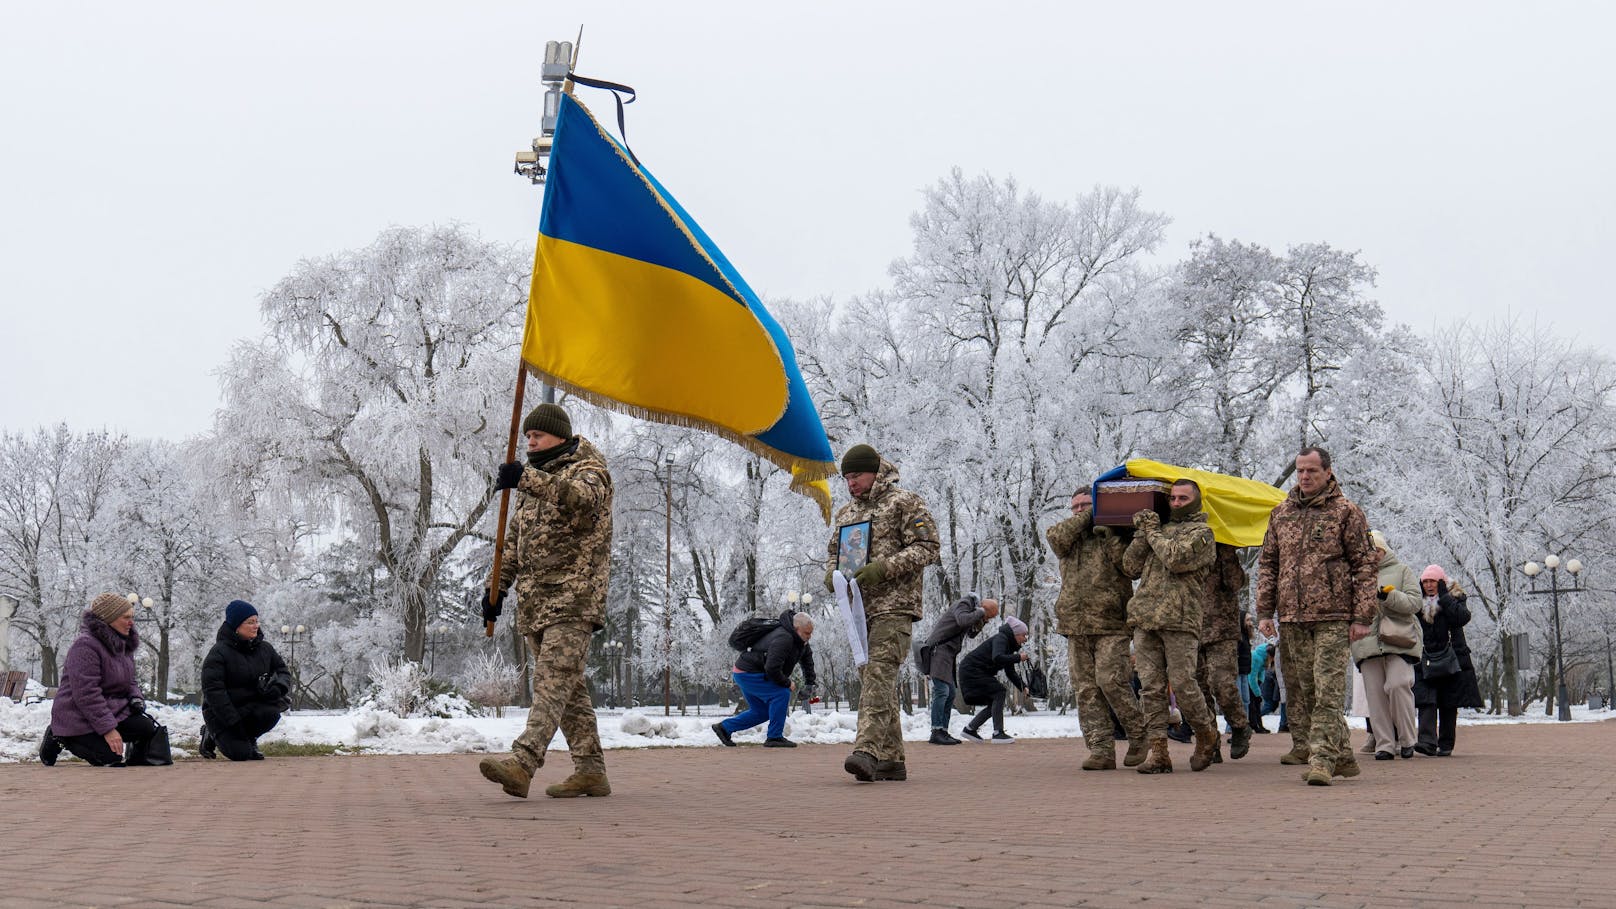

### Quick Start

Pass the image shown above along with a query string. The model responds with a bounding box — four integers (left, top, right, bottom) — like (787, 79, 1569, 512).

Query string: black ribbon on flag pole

(567, 73, 640, 165)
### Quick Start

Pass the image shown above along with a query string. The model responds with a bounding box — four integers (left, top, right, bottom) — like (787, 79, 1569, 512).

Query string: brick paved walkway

(4, 720, 1613, 908)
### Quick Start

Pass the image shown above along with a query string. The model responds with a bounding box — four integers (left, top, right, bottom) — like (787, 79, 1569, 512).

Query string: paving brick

(3, 721, 1614, 907)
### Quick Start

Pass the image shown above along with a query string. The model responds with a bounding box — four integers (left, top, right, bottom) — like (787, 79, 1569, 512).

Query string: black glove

(495, 461, 525, 491)
(481, 588, 506, 622)
(257, 672, 290, 699)
(1377, 585, 1391, 600)
(1435, 579, 1457, 607)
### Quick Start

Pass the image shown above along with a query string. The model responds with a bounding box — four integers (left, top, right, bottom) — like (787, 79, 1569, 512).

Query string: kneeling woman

(200, 600, 292, 760)
(40, 593, 161, 766)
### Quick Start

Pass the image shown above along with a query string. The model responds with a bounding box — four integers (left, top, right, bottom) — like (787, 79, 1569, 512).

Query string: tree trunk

(1499, 631, 1522, 716)
(155, 625, 171, 702)
(511, 620, 532, 707)
(401, 581, 428, 662)
(41, 641, 59, 687)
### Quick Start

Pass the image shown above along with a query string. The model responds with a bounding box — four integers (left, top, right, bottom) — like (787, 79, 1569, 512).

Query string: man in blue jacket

(713, 611, 817, 747)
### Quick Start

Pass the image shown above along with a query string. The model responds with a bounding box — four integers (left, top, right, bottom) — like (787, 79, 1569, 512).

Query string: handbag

(1027, 665, 1049, 700)
(1423, 642, 1461, 679)
(124, 724, 174, 766)
(1378, 614, 1420, 650)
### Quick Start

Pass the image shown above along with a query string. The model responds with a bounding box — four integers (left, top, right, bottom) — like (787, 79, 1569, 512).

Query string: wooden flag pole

(486, 361, 528, 637)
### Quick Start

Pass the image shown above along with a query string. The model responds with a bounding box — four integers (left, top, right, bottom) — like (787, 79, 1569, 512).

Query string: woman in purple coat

(38, 592, 161, 766)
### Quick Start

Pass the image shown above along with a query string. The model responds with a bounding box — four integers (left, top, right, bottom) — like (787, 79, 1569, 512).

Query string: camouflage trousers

(1134, 628, 1213, 740)
(512, 621, 604, 775)
(853, 614, 912, 763)
(1066, 633, 1144, 757)
(1277, 620, 1350, 766)
(1196, 639, 1250, 731)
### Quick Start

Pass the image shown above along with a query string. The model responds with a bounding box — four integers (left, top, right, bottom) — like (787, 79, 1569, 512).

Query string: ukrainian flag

(1094, 458, 1285, 547)
(524, 94, 836, 518)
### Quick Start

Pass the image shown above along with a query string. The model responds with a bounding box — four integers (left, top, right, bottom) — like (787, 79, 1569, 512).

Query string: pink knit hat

(1005, 616, 1029, 637)
(1420, 565, 1448, 583)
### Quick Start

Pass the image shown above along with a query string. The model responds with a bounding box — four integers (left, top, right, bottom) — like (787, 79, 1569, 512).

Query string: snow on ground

(3, 696, 1612, 763)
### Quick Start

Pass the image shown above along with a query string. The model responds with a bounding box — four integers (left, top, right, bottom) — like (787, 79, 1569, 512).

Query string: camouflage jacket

(1045, 509, 1133, 636)
(825, 458, 940, 621)
(1122, 511, 1216, 634)
(1200, 543, 1248, 644)
(497, 436, 613, 634)
(1255, 480, 1378, 625)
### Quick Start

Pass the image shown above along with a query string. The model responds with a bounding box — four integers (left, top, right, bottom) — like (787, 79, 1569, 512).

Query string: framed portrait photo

(836, 520, 872, 574)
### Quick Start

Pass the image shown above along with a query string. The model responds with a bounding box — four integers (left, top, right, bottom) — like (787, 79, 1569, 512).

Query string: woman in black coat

(956, 617, 1030, 743)
(200, 600, 292, 761)
(1412, 566, 1484, 756)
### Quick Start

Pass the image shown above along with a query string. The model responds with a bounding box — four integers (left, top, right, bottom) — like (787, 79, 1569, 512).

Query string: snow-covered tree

(215, 225, 529, 661)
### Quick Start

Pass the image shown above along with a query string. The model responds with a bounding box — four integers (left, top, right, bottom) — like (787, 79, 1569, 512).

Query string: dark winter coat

(734, 609, 817, 689)
(920, 595, 988, 684)
(201, 622, 292, 730)
(1237, 617, 1253, 677)
(50, 611, 142, 737)
(1413, 593, 1485, 710)
(957, 624, 1027, 705)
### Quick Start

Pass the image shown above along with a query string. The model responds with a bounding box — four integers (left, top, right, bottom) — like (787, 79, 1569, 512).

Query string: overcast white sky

(3, 2, 1611, 441)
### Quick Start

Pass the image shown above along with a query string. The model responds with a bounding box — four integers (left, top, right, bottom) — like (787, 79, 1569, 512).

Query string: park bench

(1, 670, 27, 701)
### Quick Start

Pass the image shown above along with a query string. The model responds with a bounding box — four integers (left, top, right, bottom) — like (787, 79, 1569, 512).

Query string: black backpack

(728, 615, 780, 651)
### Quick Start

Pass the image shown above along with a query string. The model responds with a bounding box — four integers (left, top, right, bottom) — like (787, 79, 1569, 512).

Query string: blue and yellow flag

(1094, 459, 1285, 547)
(525, 94, 836, 518)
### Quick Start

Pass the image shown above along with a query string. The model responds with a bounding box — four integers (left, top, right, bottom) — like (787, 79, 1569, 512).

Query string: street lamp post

(1605, 622, 1615, 711)
(786, 591, 815, 712)
(426, 624, 448, 676)
(279, 624, 308, 709)
(1523, 554, 1585, 722)
(663, 451, 674, 716)
(603, 639, 624, 708)
(126, 593, 154, 694)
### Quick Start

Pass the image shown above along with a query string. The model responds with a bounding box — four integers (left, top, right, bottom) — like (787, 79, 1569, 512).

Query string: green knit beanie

(522, 403, 572, 439)
(840, 444, 880, 475)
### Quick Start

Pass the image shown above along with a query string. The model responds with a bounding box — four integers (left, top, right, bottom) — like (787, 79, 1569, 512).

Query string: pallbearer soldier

(1256, 446, 1378, 786)
(1122, 479, 1221, 773)
(1196, 543, 1254, 762)
(1046, 487, 1147, 770)
(478, 403, 615, 799)
(827, 444, 940, 782)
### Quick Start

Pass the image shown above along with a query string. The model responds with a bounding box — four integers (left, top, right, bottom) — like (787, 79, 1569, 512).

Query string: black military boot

(843, 750, 877, 782)
(871, 759, 907, 781)
(1228, 724, 1252, 760)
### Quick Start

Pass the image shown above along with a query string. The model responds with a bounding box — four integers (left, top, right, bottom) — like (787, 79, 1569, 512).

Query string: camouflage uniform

(1046, 509, 1144, 758)
(827, 458, 939, 764)
(1123, 511, 1217, 741)
(1255, 479, 1377, 772)
(496, 437, 613, 774)
(1195, 543, 1250, 731)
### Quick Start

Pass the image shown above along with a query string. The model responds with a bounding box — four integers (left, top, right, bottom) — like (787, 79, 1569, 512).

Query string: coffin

(1094, 478, 1170, 528)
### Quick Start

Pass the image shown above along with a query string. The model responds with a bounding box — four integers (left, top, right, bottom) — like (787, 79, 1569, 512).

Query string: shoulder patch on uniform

(909, 516, 936, 541)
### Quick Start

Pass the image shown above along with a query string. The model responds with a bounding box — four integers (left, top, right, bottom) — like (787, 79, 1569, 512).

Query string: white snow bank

(3, 697, 1611, 763)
